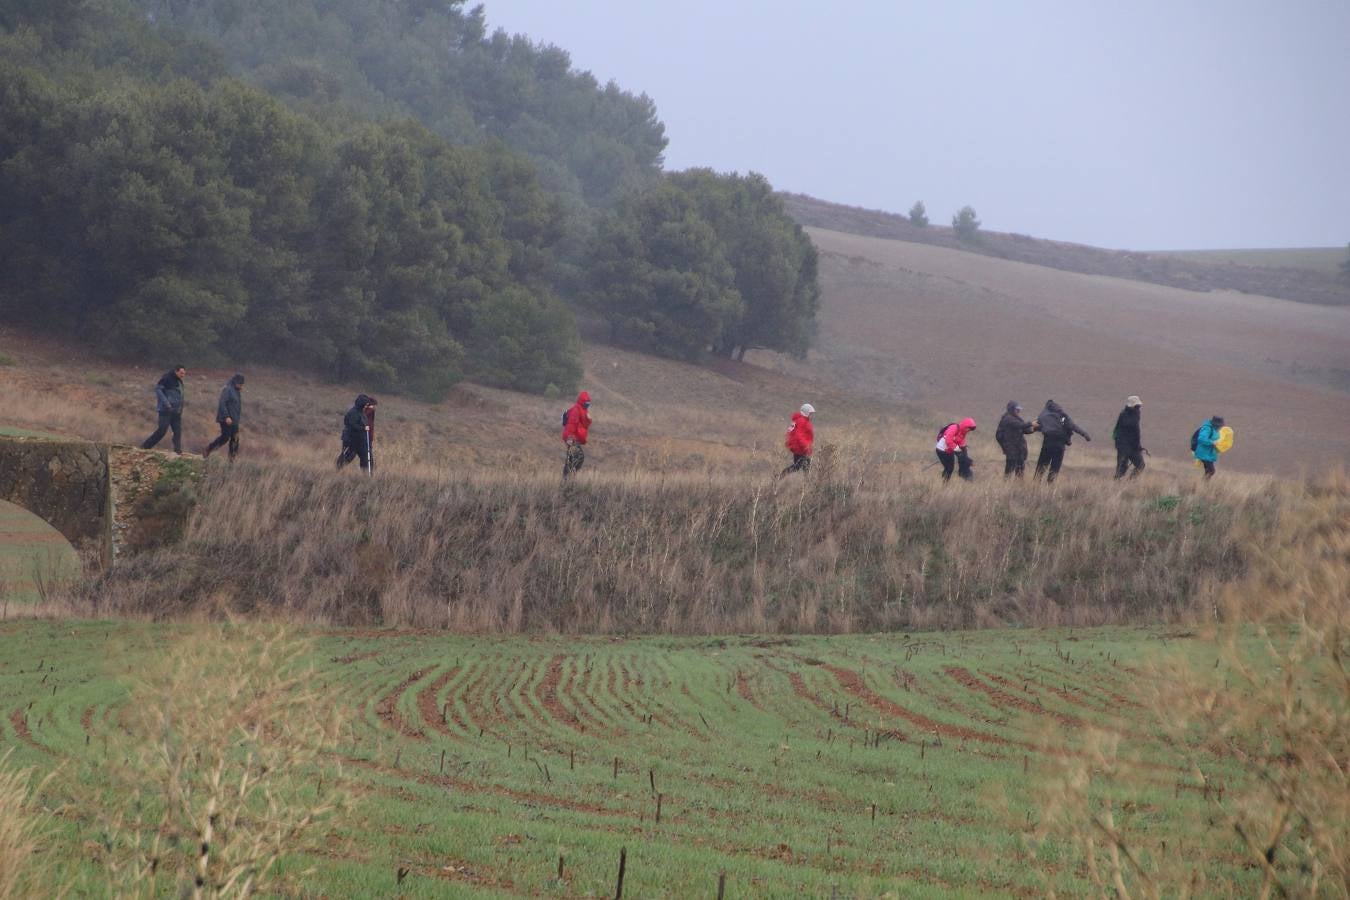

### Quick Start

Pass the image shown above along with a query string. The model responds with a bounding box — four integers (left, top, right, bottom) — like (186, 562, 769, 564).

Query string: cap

(1126, 395, 1141, 408)
(800, 403, 815, 416)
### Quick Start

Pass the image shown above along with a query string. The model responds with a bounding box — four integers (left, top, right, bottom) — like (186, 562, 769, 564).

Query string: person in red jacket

(561, 390, 592, 481)
(780, 403, 815, 477)
(935, 417, 977, 482)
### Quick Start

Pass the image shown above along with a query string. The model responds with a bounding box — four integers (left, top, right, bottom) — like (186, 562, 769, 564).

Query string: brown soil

(415, 667, 463, 738)
(945, 667, 1082, 729)
(735, 668, 764, 710)
(374, 669, 429, 740)
(823, 664, 1011, 745)
(9, 707, 54, 755)
(535, 655, 586, 734)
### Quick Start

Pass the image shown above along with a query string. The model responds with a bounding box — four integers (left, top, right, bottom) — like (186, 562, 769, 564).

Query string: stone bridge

(0, 436, 192, 572)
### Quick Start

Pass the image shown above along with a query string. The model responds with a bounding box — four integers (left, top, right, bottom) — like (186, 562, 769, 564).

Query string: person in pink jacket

(934, 417, 977, 482)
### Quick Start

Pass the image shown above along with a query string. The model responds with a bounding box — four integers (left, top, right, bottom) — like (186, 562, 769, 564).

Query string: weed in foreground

(0, 751, 55, 900)
(86, 625, 351, 897)
(1030, 472, 1349, 897)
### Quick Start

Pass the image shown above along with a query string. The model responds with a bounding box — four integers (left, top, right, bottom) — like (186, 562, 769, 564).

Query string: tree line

(0, 1, 820, 398)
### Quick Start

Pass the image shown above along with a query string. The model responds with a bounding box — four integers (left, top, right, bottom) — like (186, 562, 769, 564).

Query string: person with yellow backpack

(1192, 415, 1228, 478)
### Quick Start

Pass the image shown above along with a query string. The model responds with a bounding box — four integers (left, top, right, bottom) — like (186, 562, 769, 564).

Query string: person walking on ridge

(995, 402, 1036, 478)
(561, 390, 592, 481)
(1033, 399, 1090, 482)
(935, 417, 977, 482)
(1112, 395, 1146, 479)
(336, 394, 377, 472)
(203, 373, 244, 461)
(140, 365, 187, 454)
(780, 403, 815, 477)
(1193, 415, 1224, 479)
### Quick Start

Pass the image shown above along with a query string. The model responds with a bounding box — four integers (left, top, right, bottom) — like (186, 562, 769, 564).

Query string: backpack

(561, 409, 569, 428)
(1189, 427, 1201, 453)
(936, 422, 955, 441)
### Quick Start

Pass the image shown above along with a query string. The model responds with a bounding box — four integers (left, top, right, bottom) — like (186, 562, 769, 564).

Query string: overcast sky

(485, 0, 1349, 250)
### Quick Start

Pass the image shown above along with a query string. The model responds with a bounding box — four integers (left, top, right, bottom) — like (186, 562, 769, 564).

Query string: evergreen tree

(908, 200, 928, 227)
(952, 205, 981, 241)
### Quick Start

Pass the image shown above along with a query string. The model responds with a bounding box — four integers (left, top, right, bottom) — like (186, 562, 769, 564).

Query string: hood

(958, 417, 977, 433)
(1044, 400, 1063, 416)
(354, 394, 373, 409)
(792, 411, 811, 425)
(576, 391, 591, 405)
(230, 373, 245, 387)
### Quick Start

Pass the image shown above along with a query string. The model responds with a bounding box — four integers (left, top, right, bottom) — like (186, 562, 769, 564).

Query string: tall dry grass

(1029, 470, 1349, 897)
(0, 751, 55, 900)
(84, 625, 350, 897)
(72, 449, 1280, 633)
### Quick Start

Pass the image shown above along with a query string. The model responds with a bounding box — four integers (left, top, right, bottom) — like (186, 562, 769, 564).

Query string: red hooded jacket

(785, 411, 814, 456)
(562, 391, 592, 444)
(936, 417, 977, 452)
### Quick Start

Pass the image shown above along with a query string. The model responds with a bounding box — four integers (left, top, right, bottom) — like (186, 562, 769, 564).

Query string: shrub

(952, 205, 981, 241)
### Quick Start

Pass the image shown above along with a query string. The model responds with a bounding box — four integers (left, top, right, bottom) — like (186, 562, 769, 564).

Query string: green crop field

(0, 501, 81, 607)
(0, 621, 1270, 897)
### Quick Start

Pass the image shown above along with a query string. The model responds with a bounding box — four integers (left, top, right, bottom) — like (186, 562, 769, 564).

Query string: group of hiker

(139, 366, 246, 462)
(136, 367, 1228, 482)
(927, 396, 1227, 483)
(138, 367, 377, 471)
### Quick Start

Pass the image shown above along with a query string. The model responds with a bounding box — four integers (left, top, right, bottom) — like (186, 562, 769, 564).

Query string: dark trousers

(1201, 459, 1216, 479)
(1003, 455, 1026, 478)
(336, 442, 371, 472)
(1034, 437, 1067, 482)
(141, 411, 182, 453)
(561, 441, 585, 480)
(936, 450, 972, 482)
(206, 421, 240, 460)
(780, 454, 811, 477)
(1114, 447, 1144, 479)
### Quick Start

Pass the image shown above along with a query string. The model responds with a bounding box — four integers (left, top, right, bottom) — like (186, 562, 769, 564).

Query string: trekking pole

(365, 425, 373, 476)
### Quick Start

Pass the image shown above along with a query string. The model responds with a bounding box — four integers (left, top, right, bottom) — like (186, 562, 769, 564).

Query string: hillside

(781, 194, 1350, 307)
(753, 227, 1350, 474)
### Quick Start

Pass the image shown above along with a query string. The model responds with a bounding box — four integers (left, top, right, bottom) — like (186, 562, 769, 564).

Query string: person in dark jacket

(1112, 395, 1146, 479)
(140, 365, 187, 454)
(994, 401, 1037, 478)
(335, 394, 377, 472)
(1033, 399, 1090, 482)
(203, 374, 245, 461)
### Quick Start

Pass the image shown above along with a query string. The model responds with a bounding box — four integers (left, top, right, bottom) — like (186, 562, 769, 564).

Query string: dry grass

(0, 751, 55, 900)
(1029, 470, 1350, 897)
(82, 625, 351, 897)
(67, 448, 1280, 633)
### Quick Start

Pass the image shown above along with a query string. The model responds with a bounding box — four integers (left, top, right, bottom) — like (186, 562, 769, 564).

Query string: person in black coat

(140, 365, 186, 454)
(1033, 399, 1091, 482)
(994, 401, 1037, 478)
(336, 394, 377, 471)
(1112, 395, 1146, 479)
(203, 374, 245, 461)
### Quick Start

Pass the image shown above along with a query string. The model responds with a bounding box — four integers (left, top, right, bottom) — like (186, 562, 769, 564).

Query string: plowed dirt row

(945, 667, 1082, 729)
(375, 669, 429, 740)
(416, 667, 463, 738)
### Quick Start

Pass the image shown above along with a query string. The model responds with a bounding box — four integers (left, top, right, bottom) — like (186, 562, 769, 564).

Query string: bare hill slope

(782, 194, 1350, 307)
(777, 227, 1350, 473)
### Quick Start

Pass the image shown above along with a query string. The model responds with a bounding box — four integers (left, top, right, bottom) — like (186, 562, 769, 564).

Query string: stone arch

(0, 437, 112, 571)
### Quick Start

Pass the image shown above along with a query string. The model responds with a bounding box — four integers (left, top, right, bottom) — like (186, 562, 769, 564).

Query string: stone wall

(0, 437, 111, 570)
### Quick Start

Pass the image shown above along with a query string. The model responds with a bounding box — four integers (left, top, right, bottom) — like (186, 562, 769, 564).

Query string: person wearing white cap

(1112, 395, 1146, 479)
(780, 403, 815, 477)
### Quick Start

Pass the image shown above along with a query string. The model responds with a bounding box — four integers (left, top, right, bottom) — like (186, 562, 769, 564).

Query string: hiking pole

(365, 425, 373, 476)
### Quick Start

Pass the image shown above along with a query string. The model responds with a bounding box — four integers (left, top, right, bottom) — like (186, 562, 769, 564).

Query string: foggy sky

(485, 0, 1350, 251)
